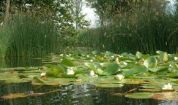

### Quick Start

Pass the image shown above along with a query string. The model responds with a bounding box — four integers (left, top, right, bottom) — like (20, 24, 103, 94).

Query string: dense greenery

(0, 0, 88, 58)
(80, 0, 178, 53)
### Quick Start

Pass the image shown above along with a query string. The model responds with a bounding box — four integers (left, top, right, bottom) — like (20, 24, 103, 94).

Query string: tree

(4, 0, 10, 23)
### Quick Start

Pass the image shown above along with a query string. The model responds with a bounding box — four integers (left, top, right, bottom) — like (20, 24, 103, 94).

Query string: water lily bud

(90, 70, 95, 77)
(67, 67, 75, 75)
(115, 57, 119, 64)
(115, 74, 124, 80)
(162, 83, 173, 90)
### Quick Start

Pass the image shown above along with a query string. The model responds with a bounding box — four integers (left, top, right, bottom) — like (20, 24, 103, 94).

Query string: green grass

(1, 14, 58, 59)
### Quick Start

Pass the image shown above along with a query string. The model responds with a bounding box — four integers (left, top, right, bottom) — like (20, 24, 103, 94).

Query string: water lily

(100, 63, 104, 67)
(90, 70, 98, 77)
(115, 57, 119, 64)
(111, 56, 115, 59)
(115, 74, 124, 80)
(86, 55, 90, 58)
(162, 83, 173, 90)
(174, 57, 178, 61)
(84, 62, 89, 67)
(67, 67, 75, 75)
(90, 60, 93, 62)
(40, 72, 46, 77)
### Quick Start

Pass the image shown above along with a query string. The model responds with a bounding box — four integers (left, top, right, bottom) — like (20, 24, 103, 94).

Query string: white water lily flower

(90, 70, 95, 76)
(87, 55, 90, 58)
(59, 54, 64, 57)
(40, 72, 46, 77)
(111, 56, 115, 59)
(162, 83, 173, 90)
(90, 70, 98, 77)
(115, 74, 124, 80)
(90, 60, 93, 62)
(100, 63, 104, 67)
(84, 62, 89, 67)
(174, 57, 178, 61)
(67, 67, 75, 75)
(115, 57, 119, 64)
(122, 62, 128, 66)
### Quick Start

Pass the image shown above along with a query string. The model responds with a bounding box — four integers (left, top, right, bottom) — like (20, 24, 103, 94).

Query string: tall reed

(79, 8, 178, 53)
(5, 14, 58, 59)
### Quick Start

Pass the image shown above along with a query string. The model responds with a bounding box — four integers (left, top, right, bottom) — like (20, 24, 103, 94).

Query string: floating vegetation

(0, 51, 178, 100)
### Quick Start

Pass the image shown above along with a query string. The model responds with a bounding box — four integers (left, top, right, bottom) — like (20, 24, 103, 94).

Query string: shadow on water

(0, 83, 177, 105)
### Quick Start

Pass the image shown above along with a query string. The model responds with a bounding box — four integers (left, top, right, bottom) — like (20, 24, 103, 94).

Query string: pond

(0, 51, 178, 105)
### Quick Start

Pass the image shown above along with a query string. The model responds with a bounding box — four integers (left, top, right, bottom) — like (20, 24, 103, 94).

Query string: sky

(166, 0, 177, 14)
(81, 0, 99, 28)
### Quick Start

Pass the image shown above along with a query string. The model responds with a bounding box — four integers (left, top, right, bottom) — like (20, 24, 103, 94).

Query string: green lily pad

(95, 83, 124, 88)
(123, 65, 147, 77)
(103, 63, 119, 75)
(144, 56, 157, 68)
(46, 64, 65, 78)
(61, 58, 75, 66)
(125, 92, 154, 99)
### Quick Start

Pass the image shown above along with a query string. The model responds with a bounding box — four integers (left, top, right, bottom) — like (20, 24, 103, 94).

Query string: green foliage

(78, 4, 178, 53)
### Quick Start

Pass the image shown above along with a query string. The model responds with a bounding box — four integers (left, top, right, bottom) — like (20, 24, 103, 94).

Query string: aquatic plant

(0, 51, 178, 101)
(4, 14, 58, 59)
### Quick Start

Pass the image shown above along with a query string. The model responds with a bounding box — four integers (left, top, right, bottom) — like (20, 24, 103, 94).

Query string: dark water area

(0, 83, 177, 105)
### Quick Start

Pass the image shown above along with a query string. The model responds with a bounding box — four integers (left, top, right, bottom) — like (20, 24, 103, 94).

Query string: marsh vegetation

(0, 0, 178, 105)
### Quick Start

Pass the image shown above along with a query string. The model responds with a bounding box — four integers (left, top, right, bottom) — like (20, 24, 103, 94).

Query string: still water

(0, 83, 177, 105)
(0, 58, 177, 105)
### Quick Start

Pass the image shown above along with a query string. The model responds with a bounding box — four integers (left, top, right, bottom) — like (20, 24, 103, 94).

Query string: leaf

(125, 92, 154, 99)
(136, 51, 143, 59)
(61, 58, 75, 66)
(156, 51, 169, 62)
(144, 56, 157, 68)
(148, 66, 168, 73)
(46, 64, 65, 78)
(103, 63, 119, 75)
(95, 83, 124, 88)
(1, 93, 28, 99)
(123, 65, 147, 77)
(152, 92, 178, 101)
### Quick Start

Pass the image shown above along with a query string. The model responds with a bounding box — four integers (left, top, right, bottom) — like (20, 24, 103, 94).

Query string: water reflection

(0, 83, 177, 105)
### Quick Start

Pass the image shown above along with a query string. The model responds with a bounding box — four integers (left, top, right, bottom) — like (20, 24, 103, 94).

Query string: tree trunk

(4, 0, 10, 23)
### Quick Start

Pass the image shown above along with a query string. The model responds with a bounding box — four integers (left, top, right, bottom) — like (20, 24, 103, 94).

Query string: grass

(2, 14, 58, 59)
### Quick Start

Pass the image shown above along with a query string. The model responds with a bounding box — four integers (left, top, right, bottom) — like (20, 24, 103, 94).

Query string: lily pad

(125, 92, 154, 99)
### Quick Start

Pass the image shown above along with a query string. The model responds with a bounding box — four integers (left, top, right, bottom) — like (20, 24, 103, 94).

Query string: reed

(79, 8, 178, 53)
(4, 14, 58, 59)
